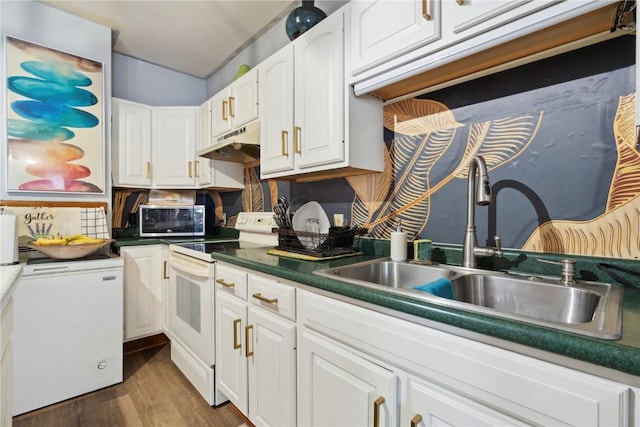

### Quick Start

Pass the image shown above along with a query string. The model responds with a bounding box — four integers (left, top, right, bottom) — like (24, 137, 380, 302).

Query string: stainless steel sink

(317, 259, 457, 289)
(314, 258, 623, 339)
(450, 273, 601, 323)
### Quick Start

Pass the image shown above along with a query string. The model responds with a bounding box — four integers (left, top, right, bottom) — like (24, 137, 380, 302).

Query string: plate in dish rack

(291, 201, 330, 250)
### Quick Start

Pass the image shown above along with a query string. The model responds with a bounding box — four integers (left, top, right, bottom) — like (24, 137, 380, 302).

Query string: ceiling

(38, 0, 297, 79)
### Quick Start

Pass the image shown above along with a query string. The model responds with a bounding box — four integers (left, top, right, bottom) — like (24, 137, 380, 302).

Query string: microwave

(139, 205, 205, 237)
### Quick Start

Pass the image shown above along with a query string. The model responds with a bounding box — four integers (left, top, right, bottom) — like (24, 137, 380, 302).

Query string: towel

(413, 277, 454, 299)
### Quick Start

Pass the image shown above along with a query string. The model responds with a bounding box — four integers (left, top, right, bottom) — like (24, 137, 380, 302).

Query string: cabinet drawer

(248, 274, 295, 321)
(216, 263, 248, 300)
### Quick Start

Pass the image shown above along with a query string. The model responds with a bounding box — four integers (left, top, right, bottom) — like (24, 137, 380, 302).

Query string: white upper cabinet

(112, 99, 196, 188)
(196, 99, 214, 187)
(112, 98, 243, 190)
(197, 97, 245, 190)
(293, 10, 346, 171)
(259, 44, 295, 175)
(349, 0, 620, 96)
(152, 107, 198, 188)
(112, 99, 153, 187)
(350, 0, 441, 75)
(260, 9, 384, 181)
(442, 0, 548, 39)
(211, 67, 259, 138)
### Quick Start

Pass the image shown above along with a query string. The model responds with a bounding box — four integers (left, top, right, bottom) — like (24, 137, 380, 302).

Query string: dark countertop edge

(208, 250, 640, 379)
(112, 231, 239, 247)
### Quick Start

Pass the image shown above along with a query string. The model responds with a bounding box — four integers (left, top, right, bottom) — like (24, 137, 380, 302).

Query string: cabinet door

(402, 373, 524, 427)
(247, 306, 296, 427)
(152, 107, 197, 187)
(350, 0, 441, 75)
(196, 100, 214, 187)
(122, 245, 163, 340)
(294, 10, 345, 170)
(442, 0, 551, 40)
(298, 327, 398, 427)
(211, 88, 232, 137)
(112, 99, 152, 187)
(259, 44, 295, 175)
(216, 291, 248, 413)
(231, 67, 259, 128)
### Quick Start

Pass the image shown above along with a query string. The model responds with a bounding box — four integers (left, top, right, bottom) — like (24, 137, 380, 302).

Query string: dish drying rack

(276, 226, 367, 258)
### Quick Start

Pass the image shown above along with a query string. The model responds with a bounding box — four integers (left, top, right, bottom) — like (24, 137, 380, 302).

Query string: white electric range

(166, 212, 277, 406)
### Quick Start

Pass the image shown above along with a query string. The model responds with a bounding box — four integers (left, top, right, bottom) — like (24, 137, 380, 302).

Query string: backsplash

(217, 36, 638, 260)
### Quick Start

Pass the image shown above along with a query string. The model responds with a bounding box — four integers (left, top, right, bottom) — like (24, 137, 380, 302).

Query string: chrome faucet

(462, 156, 503, 268)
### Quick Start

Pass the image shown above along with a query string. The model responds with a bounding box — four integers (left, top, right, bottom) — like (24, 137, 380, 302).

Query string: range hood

(198, 120, 260, 163)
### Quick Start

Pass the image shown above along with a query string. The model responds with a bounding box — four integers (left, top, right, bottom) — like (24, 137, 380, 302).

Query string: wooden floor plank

(13, 343, 244, 427)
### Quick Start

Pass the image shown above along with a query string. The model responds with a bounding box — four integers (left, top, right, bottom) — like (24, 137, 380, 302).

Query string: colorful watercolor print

(6, 36, 104, 193)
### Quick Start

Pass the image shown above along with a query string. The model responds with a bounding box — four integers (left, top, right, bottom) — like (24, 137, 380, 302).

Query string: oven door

(168, 251, 215, 366)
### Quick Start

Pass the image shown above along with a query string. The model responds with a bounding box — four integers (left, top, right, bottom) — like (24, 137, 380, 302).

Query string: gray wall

(1, 0, 112, 204)
(112, 53, 206, 106)
(206, 0, 349, 97)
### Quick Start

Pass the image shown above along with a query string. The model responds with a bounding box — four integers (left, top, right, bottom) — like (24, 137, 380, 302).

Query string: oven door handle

(168, 258, 211, 278)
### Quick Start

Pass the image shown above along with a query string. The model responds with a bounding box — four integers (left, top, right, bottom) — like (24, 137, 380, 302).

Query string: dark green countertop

(205, 245, 640, 380)
(114, 235, 640, 380)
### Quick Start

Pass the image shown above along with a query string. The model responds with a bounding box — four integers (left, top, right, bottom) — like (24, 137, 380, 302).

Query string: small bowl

(26, 239, 112, 260)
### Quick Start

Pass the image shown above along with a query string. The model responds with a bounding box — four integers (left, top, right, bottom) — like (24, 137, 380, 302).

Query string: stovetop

(169, 212, 278, 262)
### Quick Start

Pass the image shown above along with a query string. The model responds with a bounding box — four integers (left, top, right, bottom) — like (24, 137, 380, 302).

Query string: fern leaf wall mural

(215, 36, 637, 260)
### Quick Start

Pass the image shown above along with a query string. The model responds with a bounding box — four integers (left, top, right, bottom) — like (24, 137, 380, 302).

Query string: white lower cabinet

(298, 327, 397, 426)
(215, 263, 296, 426)
(400, 371, 524, 426)
(297, 289, 634, 427)
(121, 245, 163, 341)
(0, 298, 13, 427)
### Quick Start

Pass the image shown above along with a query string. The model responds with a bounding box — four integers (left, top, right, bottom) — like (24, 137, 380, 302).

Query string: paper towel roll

(0, 214, 19, 264)
(390, 231, 407, 261)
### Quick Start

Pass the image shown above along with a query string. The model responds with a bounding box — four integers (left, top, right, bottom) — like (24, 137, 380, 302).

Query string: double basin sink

(314, 259, 623, 339)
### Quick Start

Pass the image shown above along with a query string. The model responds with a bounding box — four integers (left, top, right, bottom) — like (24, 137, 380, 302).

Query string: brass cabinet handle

(373, 396, 385, 427)
(216, 278, 235, 288)
(422, 0, 431, 20)
(456, 0, 464, 4)
(294, 126, 302, 154)
(411, 414, 422, 427)
(195, 160, 200, 177)
(228, 96, 235, 118)
(281, 130, 289, 157)
(233, 319, 241, 350)
(252, 293, 278, 305)
(245, 324, 253, 357)
(222, 99, 228, 121)
(146, 161, 151, 179)
(163, 261, 169, 279)
(188, 161, 193, 178)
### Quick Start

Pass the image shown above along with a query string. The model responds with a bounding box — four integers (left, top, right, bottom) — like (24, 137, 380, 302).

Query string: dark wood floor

(13, 343, 246, 427)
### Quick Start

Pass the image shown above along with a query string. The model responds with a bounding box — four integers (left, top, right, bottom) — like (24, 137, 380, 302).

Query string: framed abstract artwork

(5, 36, 105, 193)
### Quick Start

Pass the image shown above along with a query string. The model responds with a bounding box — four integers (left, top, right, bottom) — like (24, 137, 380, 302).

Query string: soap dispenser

(390, 220, 407, 261)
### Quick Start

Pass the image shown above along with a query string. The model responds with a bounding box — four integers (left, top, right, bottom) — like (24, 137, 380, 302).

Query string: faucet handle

(538, 258, 576, 285)
(493, 235, 502, 252)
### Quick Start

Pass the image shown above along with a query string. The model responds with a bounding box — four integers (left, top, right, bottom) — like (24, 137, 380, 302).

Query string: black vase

(285, 0, 327, 41)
